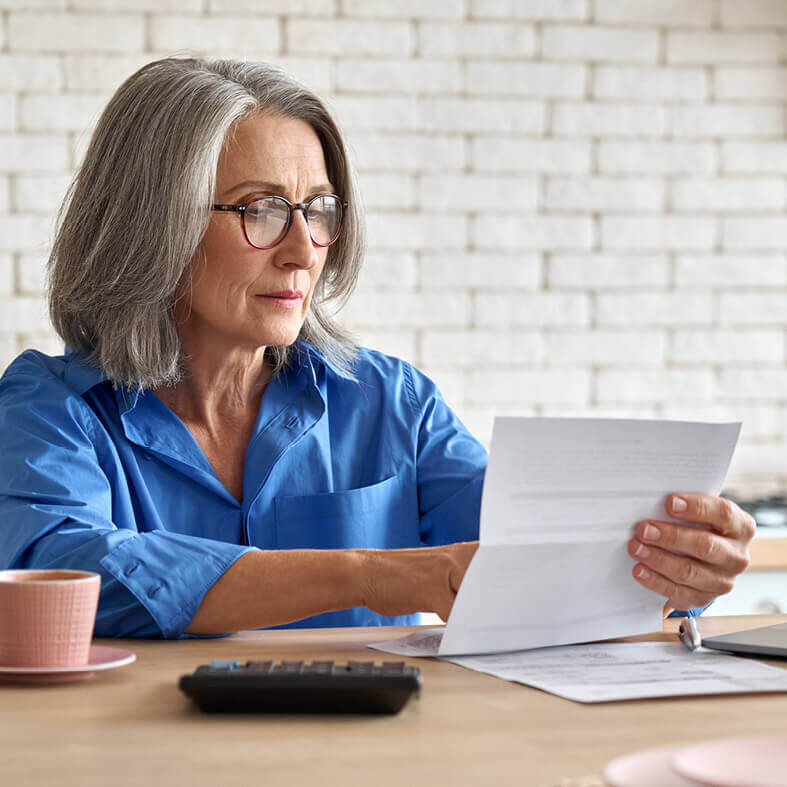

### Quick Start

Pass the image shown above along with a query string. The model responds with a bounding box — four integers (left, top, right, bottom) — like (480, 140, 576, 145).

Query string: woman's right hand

(357, 541, 479, 622)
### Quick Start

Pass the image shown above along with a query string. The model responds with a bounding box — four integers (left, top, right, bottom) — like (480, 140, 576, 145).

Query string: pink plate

(603, 745, 696, 787)
(0, 645, 135, 684)
(673, 735, 787, 787)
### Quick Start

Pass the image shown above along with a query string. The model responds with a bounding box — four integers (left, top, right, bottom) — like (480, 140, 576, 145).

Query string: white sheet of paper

(369, 635, 787, 703)
(441, 417, 740, 656)
(445, 642, 787, 703)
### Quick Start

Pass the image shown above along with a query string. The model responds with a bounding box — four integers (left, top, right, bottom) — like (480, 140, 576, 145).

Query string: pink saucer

(0, 645, 135, 684)
(603, 745, 696, 787)
(673, 735, 787, 787)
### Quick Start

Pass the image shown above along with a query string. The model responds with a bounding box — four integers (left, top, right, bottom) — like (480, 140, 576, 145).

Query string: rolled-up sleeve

(404, 364, 487, 546)
(0, 366, 254, 638)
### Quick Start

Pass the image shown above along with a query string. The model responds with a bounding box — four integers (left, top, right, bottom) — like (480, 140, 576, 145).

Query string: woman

(0, 58, 754, 638)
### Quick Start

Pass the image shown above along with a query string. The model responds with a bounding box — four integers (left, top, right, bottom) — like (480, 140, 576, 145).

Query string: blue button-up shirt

(0, 344, 486, 638)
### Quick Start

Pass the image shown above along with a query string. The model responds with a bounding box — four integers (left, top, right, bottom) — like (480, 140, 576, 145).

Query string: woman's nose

(274, 208, 317, 268)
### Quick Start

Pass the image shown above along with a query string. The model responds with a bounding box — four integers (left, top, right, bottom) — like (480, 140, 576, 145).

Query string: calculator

(179, 659, 422, 714)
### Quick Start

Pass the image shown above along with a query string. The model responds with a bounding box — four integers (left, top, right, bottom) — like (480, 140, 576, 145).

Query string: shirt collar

(298, 341, 356, 382)
(62, 348, 109, 396)
(62, 341, 353, 412)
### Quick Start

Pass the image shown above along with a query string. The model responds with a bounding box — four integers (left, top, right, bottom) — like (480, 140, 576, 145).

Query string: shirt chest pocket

(273, 473, 418, 550)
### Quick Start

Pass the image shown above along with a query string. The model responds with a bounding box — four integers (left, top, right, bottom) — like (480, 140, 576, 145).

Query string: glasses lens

(307, 195, 342, 246)
(244, 197, 290, 249)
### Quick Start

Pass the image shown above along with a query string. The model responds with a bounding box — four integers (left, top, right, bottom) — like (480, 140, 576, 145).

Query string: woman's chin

(253, 326, 303, 348)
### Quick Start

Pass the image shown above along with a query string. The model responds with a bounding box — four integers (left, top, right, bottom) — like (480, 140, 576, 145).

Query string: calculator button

(245, 661, 273, 673)
(381, 662, 405, 674)
(273, 660, 304, 674)
(209, 660, 240, 670)
(194, 665, 221, 675)
(346, 661, 374, 673)
(306, 661, 335, 674)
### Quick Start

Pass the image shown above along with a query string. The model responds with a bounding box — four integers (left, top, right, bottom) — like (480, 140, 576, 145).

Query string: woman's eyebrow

(225, 180, 335, 196)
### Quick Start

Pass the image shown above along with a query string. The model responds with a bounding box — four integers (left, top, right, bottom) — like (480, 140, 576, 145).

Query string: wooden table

(2, 615, 786, 787)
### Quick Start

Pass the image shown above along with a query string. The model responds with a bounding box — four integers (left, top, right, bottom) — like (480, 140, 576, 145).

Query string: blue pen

(679, 616, 702, 651)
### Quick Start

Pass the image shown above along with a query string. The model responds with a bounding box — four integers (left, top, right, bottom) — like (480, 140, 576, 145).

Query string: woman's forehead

(217, 113, 328, 191)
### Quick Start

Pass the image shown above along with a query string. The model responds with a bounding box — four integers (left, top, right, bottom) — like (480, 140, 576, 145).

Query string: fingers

(632, 518, 750, 574)
(666, 493, 756, 541)
(627, 538, 735, 596)
(631, 562, 717, 612)
(448, 541, 479, 594)
(434, 541, 478, 619)
(627, 494, 756, 610)
(358, 542, 478, 621)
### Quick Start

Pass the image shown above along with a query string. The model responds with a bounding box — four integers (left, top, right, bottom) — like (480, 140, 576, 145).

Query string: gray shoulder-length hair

(48, 56, 364, 389)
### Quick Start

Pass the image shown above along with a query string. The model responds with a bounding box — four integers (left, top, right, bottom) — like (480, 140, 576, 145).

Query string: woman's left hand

(628, 493, 756, 612)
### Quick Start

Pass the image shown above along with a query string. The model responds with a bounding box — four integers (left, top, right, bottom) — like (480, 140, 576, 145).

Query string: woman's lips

(255, 290, 304, 310)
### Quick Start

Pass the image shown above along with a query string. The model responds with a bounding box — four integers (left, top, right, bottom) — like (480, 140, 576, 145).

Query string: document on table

(444, 642, 787, 703)
(369, 636, 787, 703)
(376, 417, 741, 658)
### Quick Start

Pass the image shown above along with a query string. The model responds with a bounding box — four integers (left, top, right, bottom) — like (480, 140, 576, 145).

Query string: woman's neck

(153, 335, 272, 433)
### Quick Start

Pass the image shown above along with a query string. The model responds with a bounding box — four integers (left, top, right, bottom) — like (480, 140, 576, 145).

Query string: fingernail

(635, 542, 650, 558)
(643, 524, 661, 541)
(671, 495, 687, 513)
(636, 566, 649, 579)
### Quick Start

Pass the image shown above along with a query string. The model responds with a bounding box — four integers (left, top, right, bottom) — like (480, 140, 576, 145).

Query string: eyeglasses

(212, 193, 348, 250)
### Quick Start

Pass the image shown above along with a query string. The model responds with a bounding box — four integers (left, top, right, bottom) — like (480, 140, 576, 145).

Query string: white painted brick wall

(544, 178, 664, 211)
(675, 255, 787, 288)
(715, 68, 787, 101)
(419, 174, 539, 211)
(337, 59, 461, 94)
(467, 61, 587, 98)
(422, 330, 544, 367)
(0, 254, 13, 296)
(8, 13, 145, 53)
(472, 137, 591, 173)
(671, 105, 784, 139)
(601, 216, 716, 250)
(544, 331, 666, 365)
(552, 103, 668, 138)
(542, 25, 660, 63)
(723, 218, 787, 250)
(666, 32, 784, 65)
(286, 20, 412, 57)
(596, 293, 713, 326)
(718, 294, 787, 325)
(670, 331, 785, 364)
(420, 253, 541, 290)
(0, 1, 785, 492)
(723, 142, 787, 173)
(474, 293, 591, 327)
(598, 142, 716, 174)
(149, 16, 280, 54)
(593, 66, 708, 101)
(472, 215, 595, 250)
(594, 0, 713, 27)
(469, 1, 588, 22)
(596, 370, 715, 404)
(671, 180, 785, 212)
(547, 254, 668, 288)
(720, 0, 787, 28)
(20, 95, 107, 131)
(416, 98, 545, 134)
(418, 22, 536, 58)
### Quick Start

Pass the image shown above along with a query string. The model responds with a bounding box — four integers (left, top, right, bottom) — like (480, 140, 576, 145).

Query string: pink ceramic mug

(0, 569, 101, 668)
